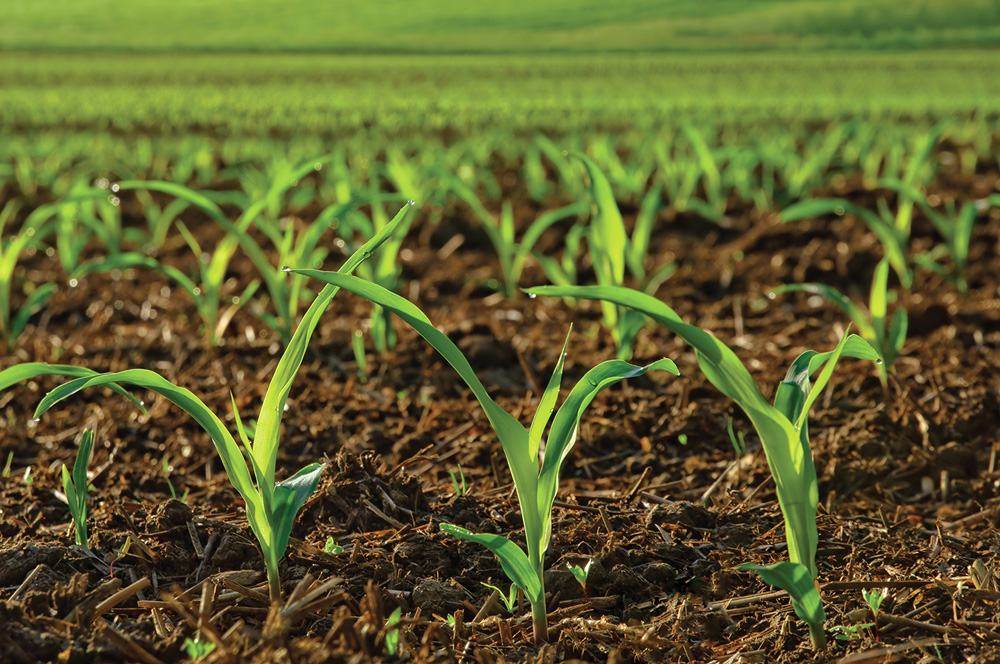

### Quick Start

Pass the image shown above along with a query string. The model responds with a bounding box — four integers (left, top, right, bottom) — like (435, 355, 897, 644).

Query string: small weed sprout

(183, 637, 215, 659)
(482, 582, 518, 614)
(324, 537, 344, 555)
(567, 559, 592, 599)
(863, 587, 888, 641)
(449, 464, 467, 496)
(384, 606, 402, 656)
(61, 428, 94, 547)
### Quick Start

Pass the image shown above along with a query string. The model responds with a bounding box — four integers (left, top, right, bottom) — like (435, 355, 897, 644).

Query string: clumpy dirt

(1, 163, 1000, 663)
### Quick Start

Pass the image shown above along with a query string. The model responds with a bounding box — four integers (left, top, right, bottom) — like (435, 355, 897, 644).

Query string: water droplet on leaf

(528, 293, 537, 299)
(875, 358, 883, 365)
(69, 279, 78, 287)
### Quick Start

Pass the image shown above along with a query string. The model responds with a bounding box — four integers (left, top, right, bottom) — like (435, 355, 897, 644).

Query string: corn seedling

(337, 173, 414, 353)
(0, 205, 412, 604)
(573, 153, 675, 359)
(290, 269, 678, 643)
(771, 257, 906, 383)
(75, 158, 326, 345)
(61, 428, 94, 547)
(448, 176, 586, 299)
(526, 284, 881, 649)
(907, 193, 980, 296)
(0, 202, 58, 350)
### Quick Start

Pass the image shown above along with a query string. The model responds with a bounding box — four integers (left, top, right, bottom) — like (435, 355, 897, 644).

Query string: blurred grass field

(3, 0, 999, 52)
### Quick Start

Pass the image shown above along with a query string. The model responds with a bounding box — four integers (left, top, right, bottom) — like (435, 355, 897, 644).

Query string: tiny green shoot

(324, 537, 344, 555)
(183, 637, 215, 659)
(61, 428, 94, 547)
(863, 587, 888, 641)
(449, 464, 467, 496)
(568, 559, 592, 599)
(482, 582, 518, 614)
(384, 606, 402, 656)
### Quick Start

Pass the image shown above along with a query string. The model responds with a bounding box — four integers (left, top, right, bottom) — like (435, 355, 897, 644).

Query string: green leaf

(527, 329, 570, 463)
(31, 369, 265, 540)
(536, 356, 678, 555)
(739, 561, 826, 649)
(10, 283, 57, 341)
(440, 524, 542, 605)
(269, 462, 325, 565)
(0, 363, 145, 413)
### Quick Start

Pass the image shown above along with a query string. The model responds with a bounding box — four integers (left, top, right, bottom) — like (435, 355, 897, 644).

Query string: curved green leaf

(536, 356, 678, 555)
(441, 524, 541, 605)
(739, 561, 826, 650)
(0, 363, 145, 412)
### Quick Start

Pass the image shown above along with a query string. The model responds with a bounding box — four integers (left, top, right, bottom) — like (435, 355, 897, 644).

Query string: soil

(2, 166, 1000, 663)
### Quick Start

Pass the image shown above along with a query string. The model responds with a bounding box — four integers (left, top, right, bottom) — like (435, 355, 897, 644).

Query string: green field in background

(2, 0, 999, 52)
(4, 51, 1000, 142)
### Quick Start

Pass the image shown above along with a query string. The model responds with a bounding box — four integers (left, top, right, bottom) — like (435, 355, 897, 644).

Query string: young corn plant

(906, 193, 981, 297)
(61, 428, 95, 547)
(574, 153, 675, 359)
(290, 269, 678, 643)
(771, 257, 906, 384)
(0, 205, 413, 604)
(526, 284, 881, 650)
(0, 202, 56, 350)
(448, 176, 586, 299)
(336, 172, 413, 354)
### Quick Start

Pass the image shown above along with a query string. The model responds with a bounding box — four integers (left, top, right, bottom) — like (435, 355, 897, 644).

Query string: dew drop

(407, 199, 416, 206)
(111, 183, 120, 193)
(69, 278, 78, 288)
(32, 418, 40, 423)
(528, 293, 537, 299)
(767, 292, 776, 300)
(875, 358, 884, 365)
(139, 400, 145, 406)
(281, 266, 291, 272)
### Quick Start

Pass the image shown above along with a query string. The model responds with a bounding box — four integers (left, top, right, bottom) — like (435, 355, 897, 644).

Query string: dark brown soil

(2, 170, 1000, 664)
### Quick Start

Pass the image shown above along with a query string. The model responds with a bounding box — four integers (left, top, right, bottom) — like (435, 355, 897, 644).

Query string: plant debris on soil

(2, 167, 1000, 664)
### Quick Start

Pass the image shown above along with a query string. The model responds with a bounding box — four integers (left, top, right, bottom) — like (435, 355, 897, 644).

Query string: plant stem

(808, 622, 827, 651)
(530, 556, 548, 643)
(531, 597, 548, 644)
